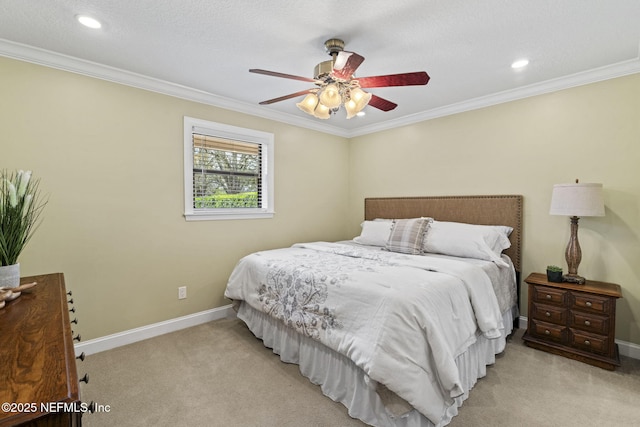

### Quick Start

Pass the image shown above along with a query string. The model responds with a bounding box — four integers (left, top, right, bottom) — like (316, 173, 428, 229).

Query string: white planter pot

(0, 263, 20, 288)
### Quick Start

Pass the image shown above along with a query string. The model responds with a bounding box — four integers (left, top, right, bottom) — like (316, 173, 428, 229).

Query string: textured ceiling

(1, 0, 639, 136)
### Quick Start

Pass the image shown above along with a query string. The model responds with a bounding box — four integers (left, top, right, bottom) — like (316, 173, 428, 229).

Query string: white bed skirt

(236, 302, 517, 427)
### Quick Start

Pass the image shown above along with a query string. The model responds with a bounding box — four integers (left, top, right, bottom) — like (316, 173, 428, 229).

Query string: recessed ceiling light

(76, 15, 102, 29)
(511, 59, 529, 69)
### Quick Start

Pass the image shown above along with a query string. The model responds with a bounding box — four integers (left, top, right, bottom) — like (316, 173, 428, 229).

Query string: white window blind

(184, 117, 274, 221)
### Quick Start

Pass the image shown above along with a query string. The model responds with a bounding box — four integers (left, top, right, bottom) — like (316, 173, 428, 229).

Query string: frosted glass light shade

(313, 103, 331, 119)
(549, 183, 605, 217)
(350, 88, 371, 110)
(296, 94, 319, 115)
(345, 88, 371, 119)
(345, 99, 358, 119)
(319, 84, 342, 109)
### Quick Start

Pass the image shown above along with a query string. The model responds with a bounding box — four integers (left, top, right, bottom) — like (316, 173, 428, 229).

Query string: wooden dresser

(0, 273, 83, 426)
(522, 272, 622, 370)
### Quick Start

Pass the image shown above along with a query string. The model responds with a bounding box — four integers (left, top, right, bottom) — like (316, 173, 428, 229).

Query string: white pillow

(353, 220, 393, 246)
(423, 221, 513, 267)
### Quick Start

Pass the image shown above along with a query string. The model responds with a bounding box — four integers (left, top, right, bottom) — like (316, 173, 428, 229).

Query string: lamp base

(563, 274, 586, 284)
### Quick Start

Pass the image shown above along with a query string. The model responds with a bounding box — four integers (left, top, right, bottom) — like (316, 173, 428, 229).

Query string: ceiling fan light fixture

(350, 87, 371, 109)
(251, 38, 429, 120)
(319, 83, 342, 109)
(313, 103, 331, 119)
(296, 93, 319, 115)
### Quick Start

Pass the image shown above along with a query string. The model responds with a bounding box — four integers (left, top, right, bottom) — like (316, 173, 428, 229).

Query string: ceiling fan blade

(368, 94, 397, 112)
(331, 51, 365, 80)
(358, 71, 430, 88)
(250, 69, 317, 83)
(258, 89, 315, 105)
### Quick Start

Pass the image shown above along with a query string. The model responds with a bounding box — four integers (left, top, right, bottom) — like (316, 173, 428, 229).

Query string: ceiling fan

(249, 38, 430, 119)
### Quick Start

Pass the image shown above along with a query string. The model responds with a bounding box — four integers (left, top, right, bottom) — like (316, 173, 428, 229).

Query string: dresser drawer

(570, 292, 610, 314)
(569, 311, 609, 335)
(532, 285, 567, 306)
(531, 302, 567, 325)
(530, 319, 568, 344)
(570, 329, 610, 355)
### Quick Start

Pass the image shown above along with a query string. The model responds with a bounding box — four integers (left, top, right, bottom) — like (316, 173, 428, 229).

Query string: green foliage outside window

(195, 192, 258, 208)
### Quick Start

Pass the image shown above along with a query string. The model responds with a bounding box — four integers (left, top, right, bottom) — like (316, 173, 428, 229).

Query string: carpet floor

(80, 318, 640, 427)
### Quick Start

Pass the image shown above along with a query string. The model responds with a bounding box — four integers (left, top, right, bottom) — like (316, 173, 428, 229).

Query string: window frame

(183, 116, 274, 221)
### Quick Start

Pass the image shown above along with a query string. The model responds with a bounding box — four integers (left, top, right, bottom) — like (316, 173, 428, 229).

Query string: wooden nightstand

(522, 272, 622, 370)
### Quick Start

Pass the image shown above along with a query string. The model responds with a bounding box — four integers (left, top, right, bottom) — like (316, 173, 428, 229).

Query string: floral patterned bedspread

(224, 242, 505, 424)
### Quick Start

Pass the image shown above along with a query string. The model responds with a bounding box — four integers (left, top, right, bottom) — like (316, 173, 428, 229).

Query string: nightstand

(522, 272, 622, 370)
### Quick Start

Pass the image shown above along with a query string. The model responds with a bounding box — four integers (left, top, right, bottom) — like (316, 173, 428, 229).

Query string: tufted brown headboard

(364, 195, 523, 273)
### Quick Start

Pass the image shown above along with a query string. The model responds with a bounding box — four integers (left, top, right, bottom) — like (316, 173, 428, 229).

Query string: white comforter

(224, 242, 504, 424)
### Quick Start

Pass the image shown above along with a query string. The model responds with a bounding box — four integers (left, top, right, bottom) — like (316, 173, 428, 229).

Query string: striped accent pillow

(385, 218, 431, 255)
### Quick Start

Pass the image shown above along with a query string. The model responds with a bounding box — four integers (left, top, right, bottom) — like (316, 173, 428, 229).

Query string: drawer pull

(71, 318, 78, 325)
(69, 307, 76, 313)
(76, 352, 86, 362)
(86, 401, 96, 413)
(544, 330, 550, 335)
(584, 320, 591, 326)
(80, 373, 89, 384)
(545, 311, 551, 317)
(67, 290, 72, 296)
(73, 334, 82, 342)
(584, 340, 591, 346)
(68, 298, 74, 304)
(546, 294, 552, 300)
(586, 301, 592, 308)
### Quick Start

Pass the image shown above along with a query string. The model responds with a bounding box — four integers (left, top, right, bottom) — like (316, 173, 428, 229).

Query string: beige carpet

(80, 318, 640, 427)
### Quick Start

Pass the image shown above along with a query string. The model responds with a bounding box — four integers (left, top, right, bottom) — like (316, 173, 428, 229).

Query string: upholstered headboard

(364, 195, 523, 273)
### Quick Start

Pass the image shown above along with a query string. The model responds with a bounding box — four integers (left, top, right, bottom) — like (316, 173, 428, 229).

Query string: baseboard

(518, 315, 639, 361)
(76, 310, 639, 360)
(74, 304, 236, 356)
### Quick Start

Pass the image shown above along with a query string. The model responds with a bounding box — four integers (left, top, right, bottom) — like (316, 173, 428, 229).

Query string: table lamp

(549, 180, 605, 284)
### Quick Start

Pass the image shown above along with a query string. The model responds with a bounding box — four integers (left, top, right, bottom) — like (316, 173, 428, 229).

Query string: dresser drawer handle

(584, 340, 591, 346)
(546, 294, 552, 300)
(584, 320, 591, 326)
(545, 311, 551, 317)
(544, 330, 550, 335)
(586, 301, 592, 308)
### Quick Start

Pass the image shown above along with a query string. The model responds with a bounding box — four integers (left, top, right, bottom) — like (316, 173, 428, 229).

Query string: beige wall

(3, 55, 639, 347)
(348, 73, 640, 345)
(1, 57, 350, 339)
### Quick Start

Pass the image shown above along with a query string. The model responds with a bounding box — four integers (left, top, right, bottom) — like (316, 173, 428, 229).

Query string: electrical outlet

(178, 286, 187, 300)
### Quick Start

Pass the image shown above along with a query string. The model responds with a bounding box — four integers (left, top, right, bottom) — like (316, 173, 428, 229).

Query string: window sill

(184, 211, 274, 221)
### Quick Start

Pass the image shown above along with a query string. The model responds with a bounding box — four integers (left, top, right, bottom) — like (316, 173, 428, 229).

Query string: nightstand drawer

(570, 329, 610, 355)
(570, 311, 609, 335)
(531, 302, 567, 325)
(530, 319, 568, 343)
(570, 293, 610, 314)
(532, 285, 567, 306)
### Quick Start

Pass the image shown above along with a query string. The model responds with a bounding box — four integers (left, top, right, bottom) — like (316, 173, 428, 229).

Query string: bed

(225, 195, 523, 427)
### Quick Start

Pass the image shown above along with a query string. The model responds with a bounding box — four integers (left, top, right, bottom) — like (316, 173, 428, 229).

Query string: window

(184, 117, 274, 220)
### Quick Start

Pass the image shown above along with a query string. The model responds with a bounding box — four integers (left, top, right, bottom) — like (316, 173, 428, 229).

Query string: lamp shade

(549, 183, 605, 217)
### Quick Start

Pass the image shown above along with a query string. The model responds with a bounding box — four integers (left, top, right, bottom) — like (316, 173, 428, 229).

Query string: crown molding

(349, 57, 640, 137)
(2, 38, 639, 139)
(0, 38, 350, 138)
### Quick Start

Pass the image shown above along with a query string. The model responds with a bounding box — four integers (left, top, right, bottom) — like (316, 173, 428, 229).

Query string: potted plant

(0, 170, 47, 288)
(546, 265, 563, 283)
